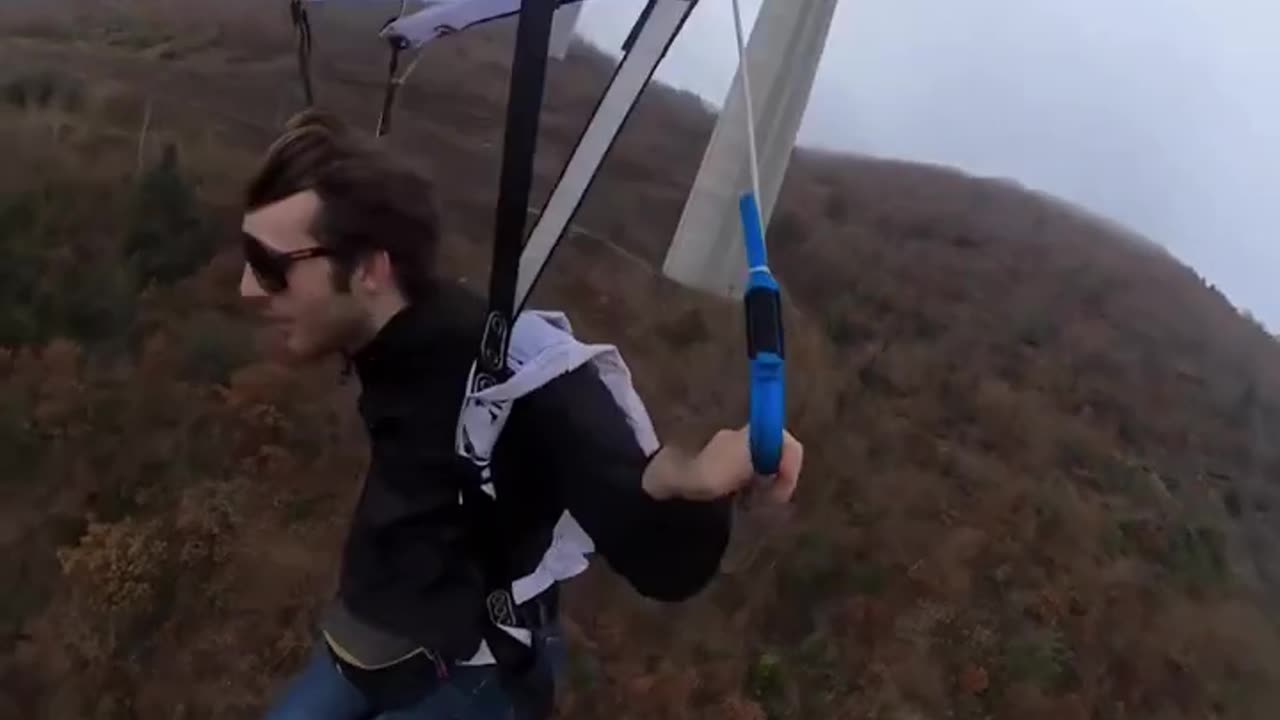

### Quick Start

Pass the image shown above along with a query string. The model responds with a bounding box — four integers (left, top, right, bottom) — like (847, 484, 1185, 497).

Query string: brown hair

(244, 109, 440, 302)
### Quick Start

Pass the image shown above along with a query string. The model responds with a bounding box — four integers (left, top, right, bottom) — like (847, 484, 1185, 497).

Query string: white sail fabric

(661, 0, 838, 299)
(547, 1, 584, 58)
(380, 0, 586, 58)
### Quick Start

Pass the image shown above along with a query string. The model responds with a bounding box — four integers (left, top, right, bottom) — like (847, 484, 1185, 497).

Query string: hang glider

(505, 0, 833, 474)
(299, 0, 584, 59)
(380, 0, 585, 58)
(285, 0, 837, 473)
(294, 0, 584, 131)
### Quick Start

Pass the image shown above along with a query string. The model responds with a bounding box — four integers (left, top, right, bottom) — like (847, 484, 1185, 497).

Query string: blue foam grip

(749, 351, 785, 475)
(738, 193, 785, 476)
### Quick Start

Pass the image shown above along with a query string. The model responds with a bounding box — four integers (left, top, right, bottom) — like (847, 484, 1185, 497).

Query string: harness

(322, 309, 659, 712)
(452, 310, 660, 694)
(450, 4, 697, 680)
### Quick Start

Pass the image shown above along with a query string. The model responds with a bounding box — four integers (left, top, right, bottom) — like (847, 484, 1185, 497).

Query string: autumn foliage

(4, 2, 1280, 719)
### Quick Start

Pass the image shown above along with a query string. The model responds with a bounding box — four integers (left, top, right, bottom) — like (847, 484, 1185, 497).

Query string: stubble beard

(282, 297, 374, 366)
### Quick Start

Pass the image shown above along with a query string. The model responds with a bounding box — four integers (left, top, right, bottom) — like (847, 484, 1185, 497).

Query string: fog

(578, 0, 1280, 329)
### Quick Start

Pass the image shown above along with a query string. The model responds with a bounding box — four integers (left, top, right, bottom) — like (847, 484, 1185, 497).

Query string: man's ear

(354, 249, 395, 294)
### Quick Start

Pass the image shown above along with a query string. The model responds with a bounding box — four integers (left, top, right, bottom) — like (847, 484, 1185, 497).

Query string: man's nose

(239, 264, 267, 298)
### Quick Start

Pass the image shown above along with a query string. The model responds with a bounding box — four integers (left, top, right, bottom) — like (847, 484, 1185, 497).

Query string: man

(239, 110, 804, 719)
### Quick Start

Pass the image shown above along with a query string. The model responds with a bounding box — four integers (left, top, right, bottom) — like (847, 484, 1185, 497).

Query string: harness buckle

(486, 589, 518, 627)
(478, 311, 510, 378)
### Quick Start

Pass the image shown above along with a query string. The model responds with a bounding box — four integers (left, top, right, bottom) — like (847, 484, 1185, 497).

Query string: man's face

(240, 191, 369, 363)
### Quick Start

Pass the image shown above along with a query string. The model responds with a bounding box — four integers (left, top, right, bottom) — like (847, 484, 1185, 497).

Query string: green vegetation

(125, 144, 218, 288)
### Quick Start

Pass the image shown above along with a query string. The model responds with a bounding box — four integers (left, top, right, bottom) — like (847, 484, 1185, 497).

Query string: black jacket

(333, 285, 732, 661)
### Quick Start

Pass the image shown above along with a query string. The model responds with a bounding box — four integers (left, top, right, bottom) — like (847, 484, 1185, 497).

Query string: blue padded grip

(749, 351, 785, 475)
(738, 193, 785, 476)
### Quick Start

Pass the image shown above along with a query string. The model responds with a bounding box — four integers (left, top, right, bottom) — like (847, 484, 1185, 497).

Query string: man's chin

(281, 340, 337, 363)
(272, 334, 339, 367)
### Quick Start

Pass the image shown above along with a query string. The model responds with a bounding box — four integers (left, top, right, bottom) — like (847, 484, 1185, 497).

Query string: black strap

(480, 588, 557, 719)
(290, 0, 315, 106)
(376, 30, 411, 138)
(474, 0, 560, 388)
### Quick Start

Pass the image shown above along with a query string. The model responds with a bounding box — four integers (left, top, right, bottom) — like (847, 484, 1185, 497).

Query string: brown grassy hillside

(3, 2, 1280, 718)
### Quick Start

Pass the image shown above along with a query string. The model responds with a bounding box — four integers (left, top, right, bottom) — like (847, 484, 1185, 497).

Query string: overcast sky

(577, 0, 1280, 330)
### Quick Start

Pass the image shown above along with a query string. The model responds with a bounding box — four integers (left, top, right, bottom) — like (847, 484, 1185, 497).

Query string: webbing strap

(290, 0, 315, 105)
(474, 0, 561, 387)
(375, 1, 418, 138)
(376, 33, 411, 138)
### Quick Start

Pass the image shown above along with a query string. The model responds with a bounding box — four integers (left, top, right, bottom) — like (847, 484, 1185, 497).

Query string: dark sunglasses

(242, 231, 336, 294)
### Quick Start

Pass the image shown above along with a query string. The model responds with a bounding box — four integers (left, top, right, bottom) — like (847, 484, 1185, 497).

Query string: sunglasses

(242, 231, 337, 294)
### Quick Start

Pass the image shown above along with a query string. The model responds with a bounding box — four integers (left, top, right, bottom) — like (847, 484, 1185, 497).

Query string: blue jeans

(265, 629, 566, 720)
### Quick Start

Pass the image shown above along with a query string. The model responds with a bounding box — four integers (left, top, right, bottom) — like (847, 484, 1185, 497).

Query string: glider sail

(288, 0, 824, 473)
(380, 0, 585, 58)
(514, 0, 698, 310)
(661, 0, 838, 300)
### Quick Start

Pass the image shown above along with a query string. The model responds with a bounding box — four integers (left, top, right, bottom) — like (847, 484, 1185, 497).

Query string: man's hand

(642, 426, 804, 504)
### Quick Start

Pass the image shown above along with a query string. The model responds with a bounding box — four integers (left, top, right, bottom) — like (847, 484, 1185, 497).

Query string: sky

(576, 0, 1280, 330)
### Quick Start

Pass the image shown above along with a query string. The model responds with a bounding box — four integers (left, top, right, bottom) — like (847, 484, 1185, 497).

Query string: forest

(3, 1, 1280, 718)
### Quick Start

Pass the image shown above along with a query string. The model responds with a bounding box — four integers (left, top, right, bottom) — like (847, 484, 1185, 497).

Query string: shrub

(0, 187, 136, 349)
(823, 190, 850, 225)
(179, 311, 255, 386)
(1, 69, 85, 112)
(1001, 627, 1075, 692)
(656, 307, 711, 350)
(125, 144, 217, 286)
(746, 651, 787, 717)
(1165, 523, 1228, 592)
(768, 209, 810, 248)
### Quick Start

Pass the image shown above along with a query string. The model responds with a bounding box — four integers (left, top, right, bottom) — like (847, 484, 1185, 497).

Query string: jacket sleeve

(521, 363, 732, 602)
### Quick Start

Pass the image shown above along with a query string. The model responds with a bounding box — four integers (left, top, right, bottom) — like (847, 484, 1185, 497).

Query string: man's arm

(520, 364, 733, 602)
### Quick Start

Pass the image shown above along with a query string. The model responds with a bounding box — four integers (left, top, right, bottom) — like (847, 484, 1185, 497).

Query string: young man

(240, 111, 804, 719)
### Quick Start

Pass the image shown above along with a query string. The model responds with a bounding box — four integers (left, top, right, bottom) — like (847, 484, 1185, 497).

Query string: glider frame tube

(513, 0, 699, 313)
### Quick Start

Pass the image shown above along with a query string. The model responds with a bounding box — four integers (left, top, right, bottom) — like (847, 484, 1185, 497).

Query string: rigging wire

(290, 0, 315, 106)
(376, 0, 423, 137)
(728, 0, 785, 477)
(729, 0, 762, 220)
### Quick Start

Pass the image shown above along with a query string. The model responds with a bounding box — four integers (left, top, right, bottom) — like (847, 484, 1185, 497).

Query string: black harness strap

(290, 0, 315, 106)
(474, 0, 561, 388)
(461, 7, 561, 707)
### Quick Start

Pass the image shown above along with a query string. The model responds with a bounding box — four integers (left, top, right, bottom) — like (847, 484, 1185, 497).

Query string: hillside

(3, 2, 1280, 719)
